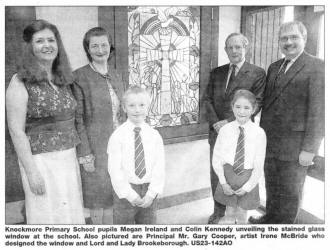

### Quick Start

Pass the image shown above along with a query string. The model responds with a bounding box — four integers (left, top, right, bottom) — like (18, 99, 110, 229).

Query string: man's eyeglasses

(279, 35, 302, 42)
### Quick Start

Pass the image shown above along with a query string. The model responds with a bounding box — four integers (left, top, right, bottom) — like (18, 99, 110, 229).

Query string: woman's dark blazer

(72, 64, 126, 208)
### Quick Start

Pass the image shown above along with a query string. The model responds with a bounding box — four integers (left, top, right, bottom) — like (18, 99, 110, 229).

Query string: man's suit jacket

(203, 61, 266, 146)
(260, 52, 324, 161)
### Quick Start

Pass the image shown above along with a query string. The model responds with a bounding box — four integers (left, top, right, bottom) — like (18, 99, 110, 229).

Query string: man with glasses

(249, 21, 324, 224)
(203, 33, 266, 224)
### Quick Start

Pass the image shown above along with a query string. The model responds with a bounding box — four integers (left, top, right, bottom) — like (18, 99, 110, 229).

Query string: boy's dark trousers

(113, 183, 157, 224)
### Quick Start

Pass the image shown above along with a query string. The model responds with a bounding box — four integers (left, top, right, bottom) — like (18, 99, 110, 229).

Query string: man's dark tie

(226, 64, 237, 93)
(267, 59, 290, 96)
(134, 127, 146, 178)
(233, 126, 245, 175)
(275, 59, 290, 81)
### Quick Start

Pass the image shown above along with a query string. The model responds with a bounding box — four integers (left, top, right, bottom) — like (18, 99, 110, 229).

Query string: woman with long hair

(72, 27, 125, 224)
(6, 19, 85, 224)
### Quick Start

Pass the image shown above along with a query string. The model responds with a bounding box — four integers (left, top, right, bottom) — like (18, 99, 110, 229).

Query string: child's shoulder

(258, 126, 266, 138)
(217, 121, 235, 137)
(144, 124, 163, 137)
(250, 122, 266, 137)
(113, 122, 126, 133)
(141, 124, 163, 146)
(220, 121, 235, 131)
(109, 122, 129, 139)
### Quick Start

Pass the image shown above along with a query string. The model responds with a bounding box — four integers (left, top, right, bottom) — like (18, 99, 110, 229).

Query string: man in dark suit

(203, 33, 266, 224)
(249, 21, 324, 224)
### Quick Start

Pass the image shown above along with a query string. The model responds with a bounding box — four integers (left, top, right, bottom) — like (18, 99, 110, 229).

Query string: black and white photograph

(2, 0, 328, 249)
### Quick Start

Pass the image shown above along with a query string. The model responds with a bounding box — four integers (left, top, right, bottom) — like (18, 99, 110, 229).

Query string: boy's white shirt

(212, 119, 267, 192)
(107, 119, 165, 203)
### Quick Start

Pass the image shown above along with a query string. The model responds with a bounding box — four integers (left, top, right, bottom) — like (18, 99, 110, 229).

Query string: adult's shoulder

(244, 61, 265, 74)
(267, 58, 283, 71)
(7, 74, 26, 92)
(303, 52, 324, 67)
(72, 64, 93, 88)
(6, 74, 28, 105)
(211, 64, 229, 74)
(73, 64, 91, 77)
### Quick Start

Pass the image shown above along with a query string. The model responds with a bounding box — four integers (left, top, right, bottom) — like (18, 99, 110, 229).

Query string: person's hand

(82, 162, 95, 172)
(139, 194, 154, 208)
(299, 150, 315, 167)
(130, 196, 143, 207)
(79, 154, 95, 172)
(222, 183, 234, 196)
(27, 170, 46, 195)
(234, 188, 247, 196)
(213, 120, 228, 133)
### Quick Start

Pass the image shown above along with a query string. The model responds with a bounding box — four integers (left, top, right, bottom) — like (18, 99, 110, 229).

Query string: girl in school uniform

(212, 89, 266, 224)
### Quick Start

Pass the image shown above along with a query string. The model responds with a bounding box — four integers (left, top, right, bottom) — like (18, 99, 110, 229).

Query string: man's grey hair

(225, 33, 249, 48)
(279, 21, 307, 40)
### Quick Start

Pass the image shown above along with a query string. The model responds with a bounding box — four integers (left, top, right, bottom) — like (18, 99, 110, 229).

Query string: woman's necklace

(90, 62, 110, 79)
(48, 79, 59, 93)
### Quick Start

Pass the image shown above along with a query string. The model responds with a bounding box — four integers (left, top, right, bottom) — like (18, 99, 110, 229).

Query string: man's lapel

(264, 52, 306, 110)
(219, 64, 230, 98)
(226, 61, 249, 96)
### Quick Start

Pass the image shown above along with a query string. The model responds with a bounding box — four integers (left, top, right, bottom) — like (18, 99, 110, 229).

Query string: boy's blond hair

(122, 85, 151, 105)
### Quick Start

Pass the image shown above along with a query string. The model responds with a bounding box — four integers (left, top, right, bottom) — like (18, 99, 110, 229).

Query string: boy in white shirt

(107, 85, 165, 224)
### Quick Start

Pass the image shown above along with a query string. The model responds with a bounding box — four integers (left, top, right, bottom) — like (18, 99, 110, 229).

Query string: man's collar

(230, 59, 245, 70)
(285, 50, 304, 63)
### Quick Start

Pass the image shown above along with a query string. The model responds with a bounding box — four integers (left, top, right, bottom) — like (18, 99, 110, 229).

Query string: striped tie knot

(238, 126, 244, 133)
(134, 127, 141, 133)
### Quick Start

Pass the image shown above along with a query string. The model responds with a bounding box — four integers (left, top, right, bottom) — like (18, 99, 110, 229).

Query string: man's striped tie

(233, 126, 245, 175)
(225, 64, 237, 93)
(134, 127, 146, 179)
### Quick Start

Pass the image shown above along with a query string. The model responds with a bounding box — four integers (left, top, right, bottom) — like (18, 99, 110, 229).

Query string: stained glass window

(128, 7, 200, 127)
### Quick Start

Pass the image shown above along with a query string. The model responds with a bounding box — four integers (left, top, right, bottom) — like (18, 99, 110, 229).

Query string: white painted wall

(34, 6, 241, 70)
(36, 7, 98, 71)
(218, 6, 241, 66)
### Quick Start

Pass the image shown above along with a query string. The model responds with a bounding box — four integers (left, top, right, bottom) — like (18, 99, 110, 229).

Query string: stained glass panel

(128, 7, 200, 127)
